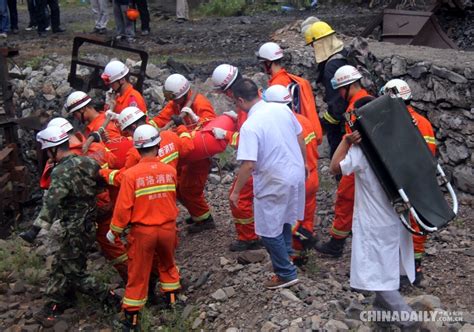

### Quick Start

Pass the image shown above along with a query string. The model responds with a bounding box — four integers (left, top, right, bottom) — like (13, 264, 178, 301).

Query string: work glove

(105, 110, 119, 121)
(181, 107, 200, 122)
(19, 225, 41, 244)
(212, 127, 227, 140)
(171, 114, 184, 126)
(223, 110, 238, 120)
(294, 226, 316, 251)
(106, 229, 118, 244)
(105, 90, 116, 112)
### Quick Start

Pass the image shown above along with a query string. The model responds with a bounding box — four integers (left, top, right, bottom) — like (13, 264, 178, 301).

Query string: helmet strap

(343, 84, 351, 102)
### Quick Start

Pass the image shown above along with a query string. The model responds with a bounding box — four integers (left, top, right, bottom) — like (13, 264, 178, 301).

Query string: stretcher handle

(399, 212, 425, 236)
(82, 113, 113, 154)
(398, 189, 438, 233)
(436, 164, 458, 215)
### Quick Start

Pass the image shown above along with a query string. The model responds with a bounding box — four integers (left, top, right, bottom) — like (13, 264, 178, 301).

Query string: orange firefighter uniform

(224, 109, 257, 241)
(110, 157, 180, 311)
(407, 105, 436, 259)
(269, 68, 323, 145)
(84, 112, 122, 140)
(150, 92, 216, 221)
(114, 84, 147, 114)
(101, 126, 194, 187)
(292, 113, 320, 258)
(330, 89, 371, 240)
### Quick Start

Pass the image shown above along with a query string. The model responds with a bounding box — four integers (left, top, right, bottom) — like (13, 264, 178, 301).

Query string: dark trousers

(26, 0, 37, 26)
(34, 0, 60, 32)
(135, 0, 149, 31)
(7, 0, 17, 30)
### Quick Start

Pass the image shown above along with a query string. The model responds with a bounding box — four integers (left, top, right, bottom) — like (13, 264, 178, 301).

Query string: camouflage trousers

(45, 220, 110, 306)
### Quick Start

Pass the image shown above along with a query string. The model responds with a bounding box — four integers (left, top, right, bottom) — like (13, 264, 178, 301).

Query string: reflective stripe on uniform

(323, 111, 340, 125)
(110, 223, 124, 233)
(424, 136, 436, 145)
(304, 132, 316, 145)
(149, 119, 158, 129)
(231, 132, 239, 146)
(109, 170, 119, 185)
(123, 296, 148, 307)
(330, 225, 350, 238)
(414, 252, 423, 259)
(179, 132, 191, 139)
(110, 253, 128, 265)
(135, 184, 176, 198)
(234, 217, 254, 225)
(101, 163, 109, 169)
(192, 211, 211, 222)
(160, 281, 181, 291)
(161, 152, 179, 164)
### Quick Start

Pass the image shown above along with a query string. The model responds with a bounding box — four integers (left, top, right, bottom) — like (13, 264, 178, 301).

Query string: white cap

(101, 60, 129, 84)
(382, 78, 412, 101)
(211, 64, 239, 91)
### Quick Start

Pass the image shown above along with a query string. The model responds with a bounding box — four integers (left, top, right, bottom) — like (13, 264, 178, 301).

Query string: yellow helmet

(304, 21, 335, 45)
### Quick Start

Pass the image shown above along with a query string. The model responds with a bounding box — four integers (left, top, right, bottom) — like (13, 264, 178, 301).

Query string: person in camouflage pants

(20, 126, 121, 327)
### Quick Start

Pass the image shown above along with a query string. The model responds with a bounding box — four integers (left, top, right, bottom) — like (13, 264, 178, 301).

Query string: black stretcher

(348, 95, 458, 235)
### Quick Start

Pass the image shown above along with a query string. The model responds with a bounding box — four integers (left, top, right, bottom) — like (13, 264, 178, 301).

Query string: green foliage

(0, 240, 44, 284)
(215, 146, 236, 170)
(24, 56, 46, 70)
(195, 0, 246, 17)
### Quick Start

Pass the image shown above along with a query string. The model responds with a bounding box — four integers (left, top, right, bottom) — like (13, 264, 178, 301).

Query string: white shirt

(237, 100, 305, 238)
(341, 145, 415, 291)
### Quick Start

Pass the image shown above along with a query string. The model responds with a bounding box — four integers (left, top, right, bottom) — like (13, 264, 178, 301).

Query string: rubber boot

(315, 237, 346, 258)
(19, 225, 41, 243)
(121, 310, 141, 332)
(104, 289, 122, 311)
(187, 215, 216, 234)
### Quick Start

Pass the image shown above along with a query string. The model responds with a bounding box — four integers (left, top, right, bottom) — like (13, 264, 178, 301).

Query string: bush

(196, 0, 246, 17)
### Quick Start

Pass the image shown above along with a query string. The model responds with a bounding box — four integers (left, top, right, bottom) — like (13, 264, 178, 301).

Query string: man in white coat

(229, 79, 307, 290)
(330, 129, 418, 329)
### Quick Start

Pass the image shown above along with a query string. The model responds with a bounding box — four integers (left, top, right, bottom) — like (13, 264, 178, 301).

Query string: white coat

(340, 145, 415, 291)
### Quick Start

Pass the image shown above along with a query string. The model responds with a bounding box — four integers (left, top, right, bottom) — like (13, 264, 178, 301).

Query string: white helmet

(36, 126, 69, 150)
(47, 117, 74, 133)
(164, 74, 191, 100)
(133, 124, 161, 148)
(331, 65, 363, 90)
(65, 91, 92, 113)
(257, 42, 284, 62)
(118, 106, 146, 131)
(382, 78, 412, 101)
(212, 64, 239, 91)
(263, 84, 292, 103)
(101, 60, 129, 85)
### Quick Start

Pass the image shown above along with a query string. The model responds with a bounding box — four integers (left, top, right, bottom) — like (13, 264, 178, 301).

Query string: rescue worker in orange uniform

(381, 78, 437, 285)
(101, 60, 147, 114)
(263, 85, 320, 266)
(209, 64, 262, 251)
(316, 65, 371, 257)
(107, 124, 180, 331)
(65, 91, 122, 140)
(40, 117, 128, 283)
(150, 74, 216, 233)
(257, 41, 323, 143)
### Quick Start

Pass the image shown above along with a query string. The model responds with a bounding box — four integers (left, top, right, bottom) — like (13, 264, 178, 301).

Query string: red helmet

(126, 8, 140, 21)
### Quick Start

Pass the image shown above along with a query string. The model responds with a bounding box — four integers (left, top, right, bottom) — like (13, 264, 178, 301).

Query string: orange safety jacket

(344, 88, 371, 134)
(85, 112, 122, 140)
(407, 106, 436, 155)
(150, 91, 216, 130)
(110, 157, 178, 233)
(269, 68, 323, 145)
(295, 113, 319, 171)
(102, 126, 193, 187)
(114, 84, 147, 114)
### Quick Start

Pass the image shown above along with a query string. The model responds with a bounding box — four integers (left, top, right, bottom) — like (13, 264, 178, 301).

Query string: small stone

(192, 317, 203, 329)
(10, 281, 25, 294)
(344, 319, 362, 329)
(223, 286, 235, 298)
(460, 324, 474, 331)
(391, 56, 407, 77)
(211, 289, 227, 301)
(53, 320, 69, 332)
(407, 62, 429, 79)
(55, 84, 72, 98)
(425, 246, 437, 255)
(222, 174, 234, 184)
(208, 174, 221, 184)
(345, 299, 364, 320)
(356, 326, 371, 332)
(240, 17, 251, 25)
(226, 328, 239, 332)
(182, 304, 194, 319)
(194, 271, 210, 288)
(323, 319, 349, 331)
(223, 264, 244, 273)
(311, 315, 321, 329)
(453, 165, 474, 194)
(261, 321, 279, 332)
(146, 63, 161, 79)
(22, 88, 35, 100)
(220, 257, 230, 266)
(407, 295, 441, 310)
(280, 289, 301, 302)
(464, 68, 474, 80)
(44, 94, 56, 101)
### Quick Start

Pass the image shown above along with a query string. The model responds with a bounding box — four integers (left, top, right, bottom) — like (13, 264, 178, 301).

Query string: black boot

(187, 215, 216, 234)
(19, 225, 41, 243)
(294, 227, 316, 251)
(104, 289, 122, 311)
(121, 310, 141, 332)
(315, 237, 346, 258)
(34, 302, 71, 327)
(229, 239, 262, 252)
(413, 258, 423, 287)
